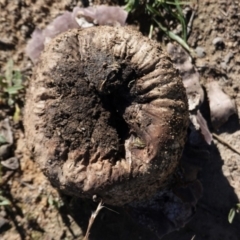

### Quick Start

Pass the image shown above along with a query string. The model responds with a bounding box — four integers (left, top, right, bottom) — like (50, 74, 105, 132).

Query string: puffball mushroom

(24, 26, 188, 206)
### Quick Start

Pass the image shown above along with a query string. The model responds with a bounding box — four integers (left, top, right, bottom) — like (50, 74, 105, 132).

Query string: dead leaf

(26, 11, 79, 64)
(1, 157, 19, 170)
(167, 43, 204, 111)
(73, 6, 128, 27)
(167, 43, 212, 144)
(0, 118, 13, 145)
(206, 79, 237, 129)
(26, 5, 128, 64)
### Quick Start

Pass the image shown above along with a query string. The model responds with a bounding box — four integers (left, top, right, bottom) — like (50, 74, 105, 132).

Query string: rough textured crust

(24, 26, 188, 206)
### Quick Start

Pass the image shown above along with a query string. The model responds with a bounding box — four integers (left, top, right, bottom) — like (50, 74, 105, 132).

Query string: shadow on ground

(58, 194, 158, 240)
(162, 131, 240, 240)
(56, 119, 240, 240)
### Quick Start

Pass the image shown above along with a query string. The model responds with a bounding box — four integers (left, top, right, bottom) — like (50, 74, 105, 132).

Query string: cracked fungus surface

(24, 26, 188, 206)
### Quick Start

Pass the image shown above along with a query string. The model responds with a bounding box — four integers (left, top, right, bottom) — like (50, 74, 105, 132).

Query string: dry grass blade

(83, 201, 104, 240)
(213, 133, 240, 156)
(83, 201, 119, 240)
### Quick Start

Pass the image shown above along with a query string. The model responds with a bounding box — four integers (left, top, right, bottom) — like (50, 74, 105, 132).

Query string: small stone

(212, 37, 223, 45)
(195, 46, 206, 58)
(1, 157, 19, 170)
(212, 37, 225, 49)
(220, 62, 227, 70)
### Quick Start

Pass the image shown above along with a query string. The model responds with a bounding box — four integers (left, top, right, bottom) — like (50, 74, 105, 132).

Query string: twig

(212, 133, 240, 156)
(19, 180, 36, 190)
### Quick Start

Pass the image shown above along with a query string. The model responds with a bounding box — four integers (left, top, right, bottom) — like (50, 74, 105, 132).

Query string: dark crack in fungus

(24, 26, 188, 206)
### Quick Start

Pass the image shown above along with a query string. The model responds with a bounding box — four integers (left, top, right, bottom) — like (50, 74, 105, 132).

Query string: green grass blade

(13, 70, 22, 86)
(175, 0, 187, 41)
(5, 85, 23, 95)
(158, 0, 190, 5)
(228, 208, 236, 224)
(153, 18, 190, 51)
(124, 0, 139, 12)
(0, 196, 11, 206)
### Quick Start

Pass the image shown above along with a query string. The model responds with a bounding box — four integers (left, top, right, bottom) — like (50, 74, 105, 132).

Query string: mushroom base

(24, 27, 188, 205)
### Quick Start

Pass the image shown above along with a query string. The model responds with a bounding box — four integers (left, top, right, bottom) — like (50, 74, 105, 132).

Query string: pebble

(220, 62, 227, 70)
(195, 46, 206, 58)
(212, 37, 225, 48)
(212, 37, 223, 45)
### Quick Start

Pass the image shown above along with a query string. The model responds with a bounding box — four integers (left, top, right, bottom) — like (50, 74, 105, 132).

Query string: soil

(0, 0, 240, 240)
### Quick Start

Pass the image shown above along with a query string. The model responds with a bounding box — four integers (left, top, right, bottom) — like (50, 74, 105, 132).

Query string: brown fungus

(24, 26, 188, 206)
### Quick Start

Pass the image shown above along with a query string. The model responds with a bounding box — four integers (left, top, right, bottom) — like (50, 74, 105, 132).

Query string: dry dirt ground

(0, 0, 240, 239)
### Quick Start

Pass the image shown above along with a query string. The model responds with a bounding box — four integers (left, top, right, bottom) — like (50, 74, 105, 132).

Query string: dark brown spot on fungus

(24, 26, 188, 206)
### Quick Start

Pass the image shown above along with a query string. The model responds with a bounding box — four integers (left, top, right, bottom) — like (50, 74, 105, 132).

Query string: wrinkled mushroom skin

(24, 27, 188, 206)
